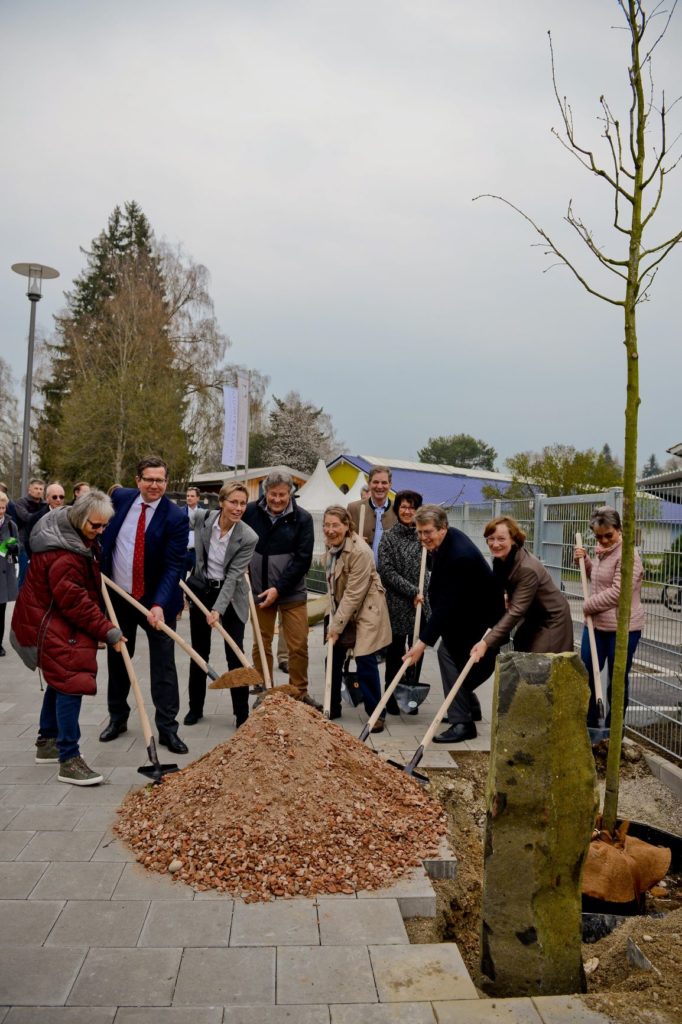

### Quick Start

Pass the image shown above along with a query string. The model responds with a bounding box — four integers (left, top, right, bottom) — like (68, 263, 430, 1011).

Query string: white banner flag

(222, 375, 250, 467)
(235, 372, 250, 466)
(222, 385, 239, 466)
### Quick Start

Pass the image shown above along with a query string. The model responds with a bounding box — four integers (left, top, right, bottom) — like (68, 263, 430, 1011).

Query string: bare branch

(472, 194, 624, 306)
(642, 0, 678, 61)
(639, 230, 682, 273)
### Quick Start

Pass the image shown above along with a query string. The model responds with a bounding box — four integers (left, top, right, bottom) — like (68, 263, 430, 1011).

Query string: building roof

(328, 454, 512, 507)
(190, 466, 309, 486)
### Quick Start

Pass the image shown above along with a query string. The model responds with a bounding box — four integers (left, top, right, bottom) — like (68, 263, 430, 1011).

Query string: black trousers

(188, 588, 249, 723)
(438, 640, 494, 724)
(106, 592, 180, 736)
(385, 632, 424, 685)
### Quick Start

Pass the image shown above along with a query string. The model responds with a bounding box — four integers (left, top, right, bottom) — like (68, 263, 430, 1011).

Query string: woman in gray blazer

(185, 481, 258, 727)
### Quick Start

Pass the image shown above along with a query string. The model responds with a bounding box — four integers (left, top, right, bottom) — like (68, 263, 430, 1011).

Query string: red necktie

(131, 503, 149, 599)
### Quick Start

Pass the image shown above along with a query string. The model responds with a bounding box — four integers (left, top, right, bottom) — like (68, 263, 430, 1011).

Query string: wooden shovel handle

(361, 656, 413, 738)
(323, 637, 334, 718)
(100, 574, 215, 678)
(576, 533, 604, 704)
(418, 629, 491, 752)
(412, 545, 428, 647)
(246, 576, 272, 688)
(358, 502, 366, 541)
(101, 580, 154, 748)
(180, 579, 253, 671)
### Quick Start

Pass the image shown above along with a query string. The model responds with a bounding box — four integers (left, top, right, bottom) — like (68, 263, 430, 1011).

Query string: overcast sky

(1, 0, 681, 473)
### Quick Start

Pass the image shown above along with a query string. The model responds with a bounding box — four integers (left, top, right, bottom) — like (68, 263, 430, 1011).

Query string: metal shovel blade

(387, 745, 430, 786)
(138, 740, 179, 785)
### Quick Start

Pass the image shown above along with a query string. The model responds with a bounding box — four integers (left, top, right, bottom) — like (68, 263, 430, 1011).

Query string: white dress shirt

(206, 518, 235, 580)
(112, 494, 162, 594)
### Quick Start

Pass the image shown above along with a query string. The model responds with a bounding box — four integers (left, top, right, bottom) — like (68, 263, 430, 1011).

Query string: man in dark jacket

(12, 478, 46, 586)
(243, 470, 314, 701)
(404, 504, 503, 743)
(99, 456, 189, 753)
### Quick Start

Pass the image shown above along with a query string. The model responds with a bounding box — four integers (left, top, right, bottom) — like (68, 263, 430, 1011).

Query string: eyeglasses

(139, 477, 167, 485)
(51, 495, 65, 501)
(86, 520, 108, 531)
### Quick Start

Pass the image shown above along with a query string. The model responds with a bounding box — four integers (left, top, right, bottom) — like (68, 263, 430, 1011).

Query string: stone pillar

(480, 651, 596, 997)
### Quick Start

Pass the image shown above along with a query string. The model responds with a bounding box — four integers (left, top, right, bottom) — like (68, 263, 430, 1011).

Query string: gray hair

(590, 505, 621, 531)
(263, 469, 295, 493)
(67, 489, 114, 532)
(368, 465, 392, 483)
(414, 504, 448, 530)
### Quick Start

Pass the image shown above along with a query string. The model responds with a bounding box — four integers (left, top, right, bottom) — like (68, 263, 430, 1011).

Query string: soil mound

(115, 694, 447, 901)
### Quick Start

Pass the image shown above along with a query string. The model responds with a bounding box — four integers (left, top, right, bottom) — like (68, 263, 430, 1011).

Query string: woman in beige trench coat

(324, 505, 391, 729)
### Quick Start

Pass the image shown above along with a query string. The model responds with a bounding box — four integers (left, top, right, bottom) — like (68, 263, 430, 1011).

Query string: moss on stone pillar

(480, 651, 596, 997)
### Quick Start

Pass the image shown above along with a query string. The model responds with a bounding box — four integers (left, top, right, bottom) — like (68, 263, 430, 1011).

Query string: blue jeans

(39, 687, 82, 762)
(330, 645, 383, 718)
(580, 627, 641, 728)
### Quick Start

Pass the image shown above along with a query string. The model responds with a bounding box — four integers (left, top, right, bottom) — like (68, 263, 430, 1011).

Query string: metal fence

(446, 484, 682, 761)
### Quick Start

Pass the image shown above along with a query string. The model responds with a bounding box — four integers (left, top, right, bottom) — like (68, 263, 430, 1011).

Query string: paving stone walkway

(0, 609, 612, 1022)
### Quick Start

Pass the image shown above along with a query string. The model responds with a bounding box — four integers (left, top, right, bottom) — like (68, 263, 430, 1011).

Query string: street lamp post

(11, 262, 59, 496)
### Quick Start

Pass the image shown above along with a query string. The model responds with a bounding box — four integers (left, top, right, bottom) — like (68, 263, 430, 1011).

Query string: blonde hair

(218, 481, 249, 503)
(323, 505, 356, 533)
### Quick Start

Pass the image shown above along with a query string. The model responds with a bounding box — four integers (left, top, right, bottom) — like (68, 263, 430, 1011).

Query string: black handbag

(341, 657, 364, 707)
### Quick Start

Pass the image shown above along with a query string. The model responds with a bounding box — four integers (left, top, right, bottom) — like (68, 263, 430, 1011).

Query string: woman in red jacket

(11, 490, 125, 786)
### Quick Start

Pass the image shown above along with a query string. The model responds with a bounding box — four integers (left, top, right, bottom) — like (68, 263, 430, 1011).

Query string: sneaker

(58, 756, 103, 786)
(35, 737, 59, 764)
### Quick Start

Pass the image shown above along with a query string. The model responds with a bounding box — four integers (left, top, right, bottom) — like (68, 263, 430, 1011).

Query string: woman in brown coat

(324, 505, 391, 727)
(470, 515, 574, 663)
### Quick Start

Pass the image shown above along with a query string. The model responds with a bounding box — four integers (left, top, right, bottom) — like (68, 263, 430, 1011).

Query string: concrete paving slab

(0, 785, 68, 807)
(173, 947, 275, 1005)
(0, 946, 87, 1005)
(30, 862, 124, 901)
(112, 862, 194, 900)
(369, 944, 477, 1002)
(4, 1010, 115, 1024)
(0, 807, 19, 828)
(6, 807, 84, 832)
(0, 831, 34, 860)
(17, 830, 104, 862)
(138, 900, 232, 947)
(433, 998, 543, 1023)
(331, 1004, 436, 1023)
(357, 866, 436, 919)
(73, 808, 121, 831)
(277, 946, 377, 1005)
(57, 784, 133, 808)
(46, 900, 149, 947)
(224, 1008, 330, 1024)
(0, 900, 64, 945)
(0, 861, 48, 898)
(0, 766, 57, 785)
(114, 1010, 222, 1024)
(318, 899, 408, 946)
(230, 898, 319, 946)
(67, 947, 182, 1006)
(91, 831, 137, 862)
(531, 996, 613, 1023)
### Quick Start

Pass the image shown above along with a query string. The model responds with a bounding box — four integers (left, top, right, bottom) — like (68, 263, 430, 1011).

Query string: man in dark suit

(404, 504, 503, 743)
(99, 456, 189, 753)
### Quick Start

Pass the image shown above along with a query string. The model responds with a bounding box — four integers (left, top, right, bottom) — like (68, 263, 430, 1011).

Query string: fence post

(534, 494, 546, 561)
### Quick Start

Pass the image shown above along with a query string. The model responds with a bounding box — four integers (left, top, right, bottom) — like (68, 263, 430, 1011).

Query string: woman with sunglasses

(11, 490, 125, 786)
(574, 506, 644, 728)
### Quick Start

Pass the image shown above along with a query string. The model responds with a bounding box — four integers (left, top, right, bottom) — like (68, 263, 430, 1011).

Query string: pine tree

(641, 453, 662, 479)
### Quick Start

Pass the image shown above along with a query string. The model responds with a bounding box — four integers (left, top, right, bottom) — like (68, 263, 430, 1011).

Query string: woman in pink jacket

(574, 506, 645, 728)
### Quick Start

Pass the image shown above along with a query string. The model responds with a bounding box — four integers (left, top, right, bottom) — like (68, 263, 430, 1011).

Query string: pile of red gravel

(115, 693, 446, 901)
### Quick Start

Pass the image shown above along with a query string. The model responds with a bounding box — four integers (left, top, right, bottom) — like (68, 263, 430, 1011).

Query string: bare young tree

(476, 0, 681, 833)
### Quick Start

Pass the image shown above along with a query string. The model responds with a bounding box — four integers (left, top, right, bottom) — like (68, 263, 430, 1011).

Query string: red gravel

(115, 693, 447, 901)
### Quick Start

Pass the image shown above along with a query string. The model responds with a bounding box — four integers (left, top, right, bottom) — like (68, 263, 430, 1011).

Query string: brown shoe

(370, 721, 385, 734)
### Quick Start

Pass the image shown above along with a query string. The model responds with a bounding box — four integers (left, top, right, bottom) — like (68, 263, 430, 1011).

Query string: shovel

(323, 636, 334, 719)
(389, 629, 491, 784)
(358, 656, 414, 742)
(576, 532, 609, 743)
(101, 574, 236, 688)
(179, 579, 263, 689)
(246, 577, 273, 690)
(101, 580, 178, 783)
